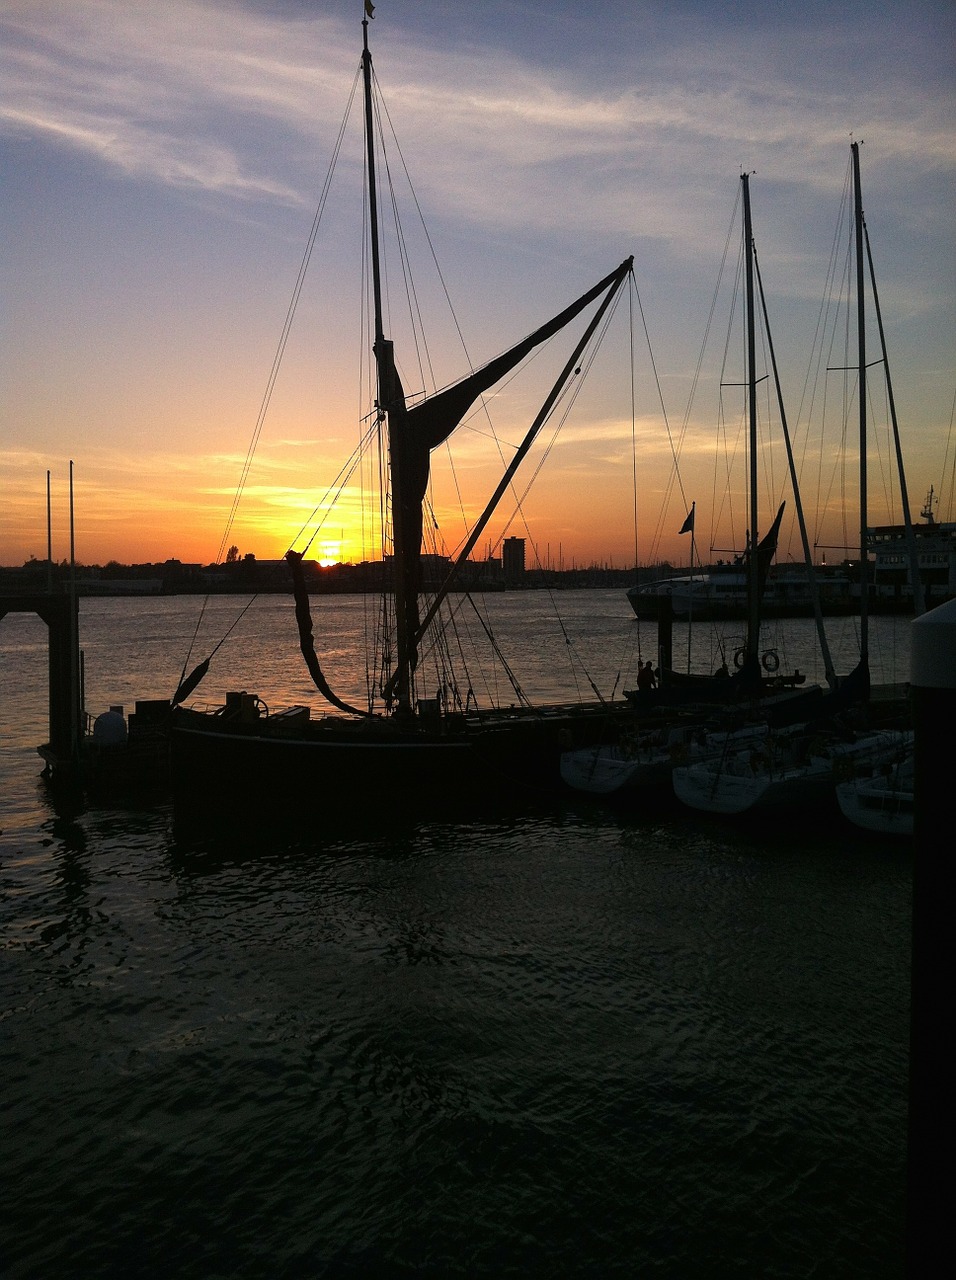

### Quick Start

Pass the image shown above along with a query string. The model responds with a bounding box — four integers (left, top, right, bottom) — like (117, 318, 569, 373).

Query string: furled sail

(286, 550, 368, 716)
(386, 258, 633, 702)
(172, 658, 210, 706)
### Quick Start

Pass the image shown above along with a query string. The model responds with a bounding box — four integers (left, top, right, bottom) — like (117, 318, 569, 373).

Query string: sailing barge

(170, 14, 639, 805)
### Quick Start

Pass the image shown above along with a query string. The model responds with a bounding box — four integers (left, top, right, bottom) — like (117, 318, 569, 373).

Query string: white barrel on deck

(92, 708, 127, 745)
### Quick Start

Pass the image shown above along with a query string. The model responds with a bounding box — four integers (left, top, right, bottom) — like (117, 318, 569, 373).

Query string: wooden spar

(411, 258, 633, 651)
(361, 17, 415, 713)
(362, 21, 385, 355)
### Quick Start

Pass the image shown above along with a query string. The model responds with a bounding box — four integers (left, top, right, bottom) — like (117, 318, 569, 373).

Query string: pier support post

(0, 593, 81, 767)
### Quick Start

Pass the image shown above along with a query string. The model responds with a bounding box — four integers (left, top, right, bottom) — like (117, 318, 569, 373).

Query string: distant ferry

(626, 564, 854, 621)
(869, 487, 956, 612)
(629, 492, 955, 621)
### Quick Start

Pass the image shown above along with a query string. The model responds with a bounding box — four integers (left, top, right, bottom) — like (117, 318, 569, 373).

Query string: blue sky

(2, 0, 954, 567)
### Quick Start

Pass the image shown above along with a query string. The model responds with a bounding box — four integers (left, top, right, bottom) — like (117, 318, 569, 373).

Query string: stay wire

(649, 187, 740, 565)
(179, 67, 363, 688)
(216, 66, 362, 570)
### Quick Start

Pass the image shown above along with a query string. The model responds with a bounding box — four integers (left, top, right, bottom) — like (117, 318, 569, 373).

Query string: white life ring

(733, 647, 747, 669)
(761, 649, 780, 673)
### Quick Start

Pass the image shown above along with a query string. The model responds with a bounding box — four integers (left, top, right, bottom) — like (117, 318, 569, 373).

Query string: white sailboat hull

(835, 753, 914, 836)
(673, 752, 832, 814)
(560, 743, 672, 794)
(673, 729, 911, 816)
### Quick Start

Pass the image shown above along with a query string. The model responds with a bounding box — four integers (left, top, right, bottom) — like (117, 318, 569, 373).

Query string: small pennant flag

(679, 502, 695, 535)
(365, 1, 375, 16)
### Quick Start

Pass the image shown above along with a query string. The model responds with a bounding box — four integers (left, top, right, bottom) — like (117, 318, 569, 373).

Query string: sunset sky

(3, 0, 954, 572)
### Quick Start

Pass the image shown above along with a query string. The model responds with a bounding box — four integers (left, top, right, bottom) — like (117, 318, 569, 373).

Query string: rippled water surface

(1, 595, 911, 1277)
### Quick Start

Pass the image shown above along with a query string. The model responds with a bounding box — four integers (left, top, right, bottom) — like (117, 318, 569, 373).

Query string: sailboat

(169, 15, 638, 806)
(628, 173, 819, 714)
(561, 173, 820, 799)
(674, 146, 915, 816)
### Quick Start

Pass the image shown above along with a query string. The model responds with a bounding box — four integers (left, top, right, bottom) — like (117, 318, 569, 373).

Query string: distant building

(502, 537, 525, 585)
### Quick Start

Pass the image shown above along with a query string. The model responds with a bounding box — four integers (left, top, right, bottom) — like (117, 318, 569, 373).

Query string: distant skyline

(3, 0, 955, 571)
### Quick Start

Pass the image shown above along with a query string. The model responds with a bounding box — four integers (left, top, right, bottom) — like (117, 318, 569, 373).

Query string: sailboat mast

(362, 18, 414, 714)
(852, 141, 869, 663)
(742, 173, 760, 663)
(362, 21, 385, 350)
(753, 251, 837, 688)
(863, 219, 925, 616)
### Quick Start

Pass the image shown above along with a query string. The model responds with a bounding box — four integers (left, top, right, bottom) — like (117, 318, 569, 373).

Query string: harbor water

(1, 592, 911, 1277)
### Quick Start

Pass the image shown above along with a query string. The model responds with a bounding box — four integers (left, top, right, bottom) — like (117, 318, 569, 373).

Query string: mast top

(922, 486, 937, 524)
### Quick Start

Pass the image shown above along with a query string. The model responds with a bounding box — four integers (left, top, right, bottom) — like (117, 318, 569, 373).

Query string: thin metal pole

(852, 142, 869, 663)
(687, 518, 696, 675)
(69, 461, 79, 757)
(742, 173, 760, 664)
(753, 249, 837, 687)
(46, 469, 53, 591)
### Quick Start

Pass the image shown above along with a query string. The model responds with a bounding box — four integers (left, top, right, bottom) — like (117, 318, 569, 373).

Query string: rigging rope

(177, 68, 363, 694)
(648, 186, 740, 566)
(217, 67, 363, 570)
(942, 384, 956, 521)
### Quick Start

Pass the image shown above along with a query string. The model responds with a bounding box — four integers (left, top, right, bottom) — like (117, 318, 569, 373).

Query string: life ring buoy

(733, 647, 747, 670)
(761, 649, 780, 673)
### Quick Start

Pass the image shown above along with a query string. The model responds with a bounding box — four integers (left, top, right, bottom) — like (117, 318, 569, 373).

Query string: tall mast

(362, 20, 385, 352)
(753, 250, 837, 688)
(852, 141, 869, 664)
(742, 173, 760, 666)
(362, 16, 414, 714)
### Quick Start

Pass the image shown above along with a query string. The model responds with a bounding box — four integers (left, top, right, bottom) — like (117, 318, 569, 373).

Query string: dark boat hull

(170, 701, 637, 811)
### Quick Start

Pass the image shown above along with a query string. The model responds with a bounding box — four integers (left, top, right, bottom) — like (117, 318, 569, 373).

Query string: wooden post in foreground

(907, 597, 955, 1277)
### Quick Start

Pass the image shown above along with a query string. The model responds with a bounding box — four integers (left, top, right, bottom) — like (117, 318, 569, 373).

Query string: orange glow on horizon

(0, 454, 911, 574)
(318, 541, 342, 568)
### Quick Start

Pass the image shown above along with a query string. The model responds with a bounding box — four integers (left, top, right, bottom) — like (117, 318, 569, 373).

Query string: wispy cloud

(1, 0, 350, 202)
(4, 0, 954, 245)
